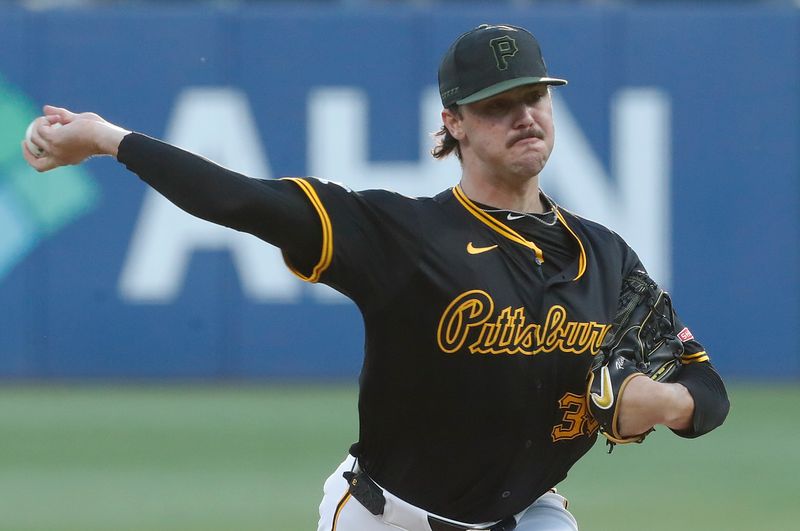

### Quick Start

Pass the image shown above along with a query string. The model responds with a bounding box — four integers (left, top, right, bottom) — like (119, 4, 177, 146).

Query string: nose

(513, 102, 536, 129)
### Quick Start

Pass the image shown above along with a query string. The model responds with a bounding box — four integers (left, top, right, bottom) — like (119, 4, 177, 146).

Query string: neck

(459, 172, 545, 213)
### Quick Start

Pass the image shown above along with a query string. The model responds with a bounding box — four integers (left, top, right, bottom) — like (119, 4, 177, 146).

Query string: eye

(525, 90, 544, 105)
(488, 100, 507, 111)
(480, 98, 510, 114)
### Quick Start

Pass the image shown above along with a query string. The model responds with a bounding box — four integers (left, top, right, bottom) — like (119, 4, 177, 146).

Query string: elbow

(716, 391, 731, 427)
(681, 386, 730, 439)
(697, 392, 730, 437)
(205, 198, 258, 232)
(670, 360, 731, 439)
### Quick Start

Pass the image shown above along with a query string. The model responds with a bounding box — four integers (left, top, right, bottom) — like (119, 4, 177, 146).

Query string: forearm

(617, 376, 695, 437)
(116, 133, 320, 253)
(617, 361, 729, 438)
(117, 133, 267, 228)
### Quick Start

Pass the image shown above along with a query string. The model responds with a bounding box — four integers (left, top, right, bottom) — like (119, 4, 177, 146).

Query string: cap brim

(456, 76, 568, 105)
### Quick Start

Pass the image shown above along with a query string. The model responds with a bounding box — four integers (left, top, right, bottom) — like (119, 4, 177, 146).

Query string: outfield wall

(0, 4, 797, 379)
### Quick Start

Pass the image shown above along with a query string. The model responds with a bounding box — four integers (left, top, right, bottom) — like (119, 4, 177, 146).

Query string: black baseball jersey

(117, 133, 728, 524)
(281, 177, 710, 521)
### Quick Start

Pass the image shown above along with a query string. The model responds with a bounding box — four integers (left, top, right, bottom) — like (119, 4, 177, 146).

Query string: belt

(343, 469, 517, 531)
(427, 515, 517, 531)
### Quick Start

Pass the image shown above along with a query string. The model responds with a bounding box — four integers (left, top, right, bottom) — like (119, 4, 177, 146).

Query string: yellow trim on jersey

(453, 185, 545, 263)
(680, 350, 710, 364)
(331, 491, 351, 531)
(282, 178, 334, 283)
(554, 209, 587, 281)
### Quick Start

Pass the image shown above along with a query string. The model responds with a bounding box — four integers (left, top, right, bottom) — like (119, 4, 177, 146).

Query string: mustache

(507, 129, 544, 147)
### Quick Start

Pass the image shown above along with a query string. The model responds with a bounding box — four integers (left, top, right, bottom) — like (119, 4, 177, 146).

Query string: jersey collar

(452, 185, 587, 281)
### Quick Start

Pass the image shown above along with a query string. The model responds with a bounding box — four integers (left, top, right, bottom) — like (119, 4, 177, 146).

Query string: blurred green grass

(0, 383, 796, 531)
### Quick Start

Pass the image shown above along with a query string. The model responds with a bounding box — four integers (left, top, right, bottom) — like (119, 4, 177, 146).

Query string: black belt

(343, 469, 517, 531)
(343, 470, 386, 515)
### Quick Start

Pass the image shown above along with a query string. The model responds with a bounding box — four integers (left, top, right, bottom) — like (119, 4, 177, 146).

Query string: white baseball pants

(317, 455, 579, 531)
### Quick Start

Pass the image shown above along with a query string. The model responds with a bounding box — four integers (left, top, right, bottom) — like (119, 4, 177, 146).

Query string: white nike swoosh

(590, 366, 614, 409)
(506, 213, 525, 221)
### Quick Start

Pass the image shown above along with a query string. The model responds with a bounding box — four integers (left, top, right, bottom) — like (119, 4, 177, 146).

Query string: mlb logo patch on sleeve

(678, 327, 695, 342)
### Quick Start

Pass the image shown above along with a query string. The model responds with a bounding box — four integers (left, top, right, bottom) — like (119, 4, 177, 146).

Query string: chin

(509, 158, 547, 178)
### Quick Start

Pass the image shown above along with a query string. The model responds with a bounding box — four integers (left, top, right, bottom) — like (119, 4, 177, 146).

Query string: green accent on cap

(456, 76, 567, 105)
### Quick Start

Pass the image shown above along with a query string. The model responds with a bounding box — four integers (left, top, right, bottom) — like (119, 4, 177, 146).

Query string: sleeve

(668, 306, 730, 438)
(617, 234, 646, 279)
(670, 360, 730, 439)
(116, 132, 322, 273)
(279, 177, 424, 307)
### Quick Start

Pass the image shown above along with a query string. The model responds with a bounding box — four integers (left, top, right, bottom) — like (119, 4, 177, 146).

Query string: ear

(441, 108, 465, 140)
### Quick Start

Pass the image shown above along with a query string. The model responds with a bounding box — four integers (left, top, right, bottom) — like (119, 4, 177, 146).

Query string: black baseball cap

(438, 24, 567, 107)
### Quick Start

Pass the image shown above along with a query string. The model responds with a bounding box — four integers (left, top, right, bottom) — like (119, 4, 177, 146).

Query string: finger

(21, 139, 38, 163)
(28, 117, 50, 152)
(38, 120, 63, 142)
(32, 115, 51, 128)
(42, 105, 75, 124)
(21, 140, 54, 172)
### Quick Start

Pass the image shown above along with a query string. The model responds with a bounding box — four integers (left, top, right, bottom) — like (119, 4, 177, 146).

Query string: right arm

(22, 105, 321, 270)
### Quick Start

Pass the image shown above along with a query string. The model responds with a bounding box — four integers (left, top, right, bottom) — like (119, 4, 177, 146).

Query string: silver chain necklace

(481, 195, 559, 226)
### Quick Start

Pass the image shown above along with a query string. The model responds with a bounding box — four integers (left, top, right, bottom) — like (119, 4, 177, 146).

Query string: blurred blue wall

(0, 3, 797, 380)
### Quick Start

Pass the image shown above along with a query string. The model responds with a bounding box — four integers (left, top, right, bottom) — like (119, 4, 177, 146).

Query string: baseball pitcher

(23, 23, 729, 531)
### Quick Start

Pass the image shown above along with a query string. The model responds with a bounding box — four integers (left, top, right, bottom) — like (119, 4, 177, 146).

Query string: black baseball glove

(586, 269, 685, 447)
